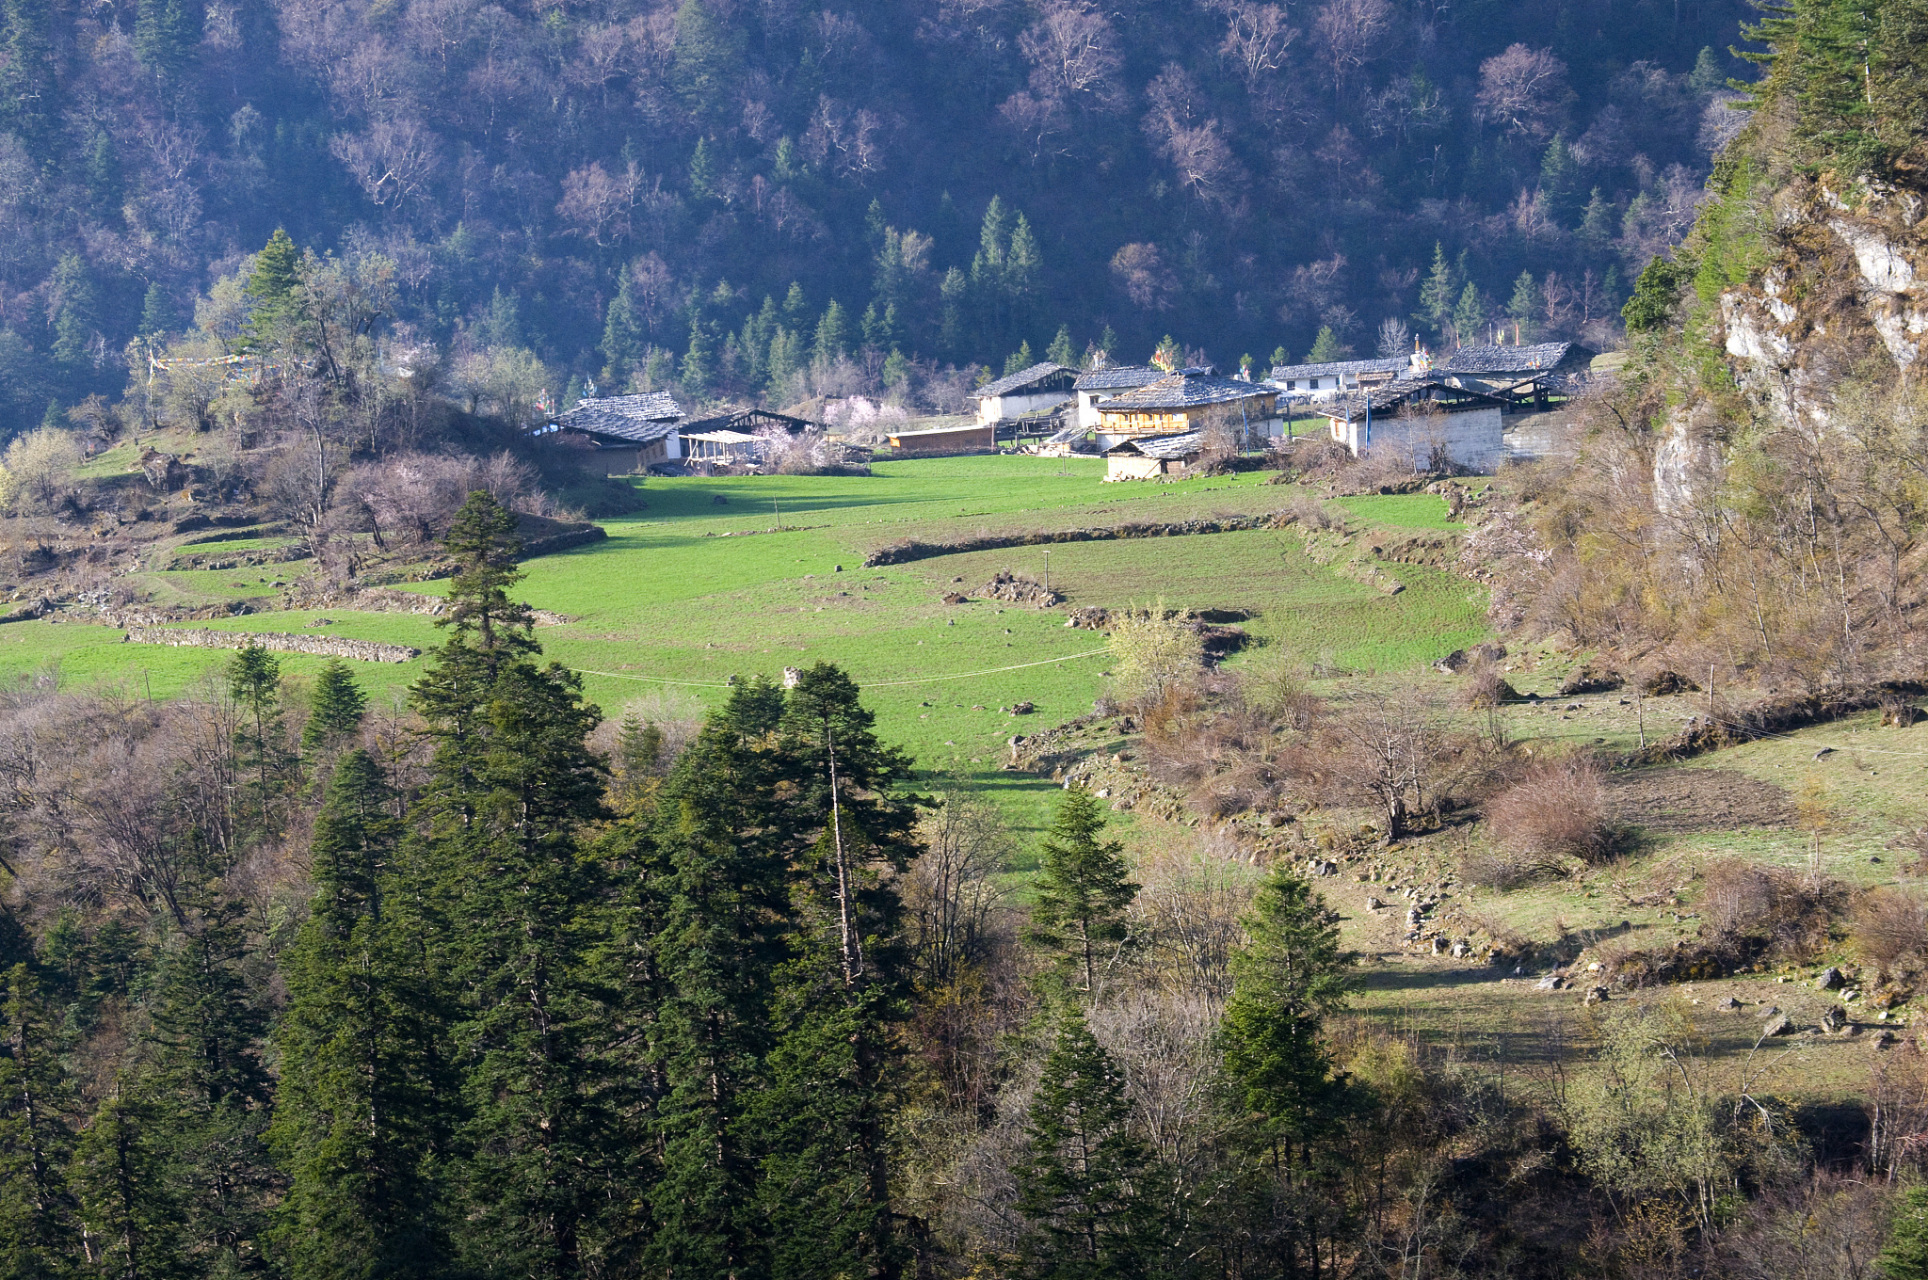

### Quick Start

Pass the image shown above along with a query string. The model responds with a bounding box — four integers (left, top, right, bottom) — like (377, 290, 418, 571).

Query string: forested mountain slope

(1, 0, 1751, 431)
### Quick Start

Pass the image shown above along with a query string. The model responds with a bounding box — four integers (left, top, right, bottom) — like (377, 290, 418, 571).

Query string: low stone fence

(124, 627, 419, 663)
(863, 511, 1291, 567)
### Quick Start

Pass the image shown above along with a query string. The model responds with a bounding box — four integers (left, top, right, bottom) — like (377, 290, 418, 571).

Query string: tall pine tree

(1028, 790, 1137, 994)
(1015, 1006, 1165, 1280)
(271, 750, 451, 1279)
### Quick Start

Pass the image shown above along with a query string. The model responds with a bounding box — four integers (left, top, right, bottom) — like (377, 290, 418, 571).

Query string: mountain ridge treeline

(0, 0, 1754, 431)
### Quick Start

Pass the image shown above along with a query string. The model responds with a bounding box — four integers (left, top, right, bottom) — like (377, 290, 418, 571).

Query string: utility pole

(1042, 549, 1050, 594)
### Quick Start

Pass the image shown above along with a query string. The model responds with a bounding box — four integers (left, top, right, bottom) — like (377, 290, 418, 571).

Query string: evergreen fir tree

(1306, 326, 1347, 363)
(1047, 325, 1077, 367)
(70, 1085, 182, 1280)
(1015, 1006, 1164, 1279)
(271, 761, 451, 1278)
(939, 268, 967, 357)
(50, 255, 98, 370)
(143, 903, 277, 1271)
(1005, 340, 1034, 375)
(1506, 272, 1542, 341)
(242, 228, 302, 350)
(0, 0, 54, 155)
(302, 659, 367, 756)
(403, 485, 613, 1273)
(781, 281, 808, 330)
(611, 714, 666, 815)
(766, 327, 802, 394)
(1580, 187, 1616, 247)
(86, 131, 122, 217)
(134, 0, 204, 83)
(882, 347, 909, 391)
(1689, 45, 1727, 94)
(813, 300, 849, 366)
(688, 136, 716, 199)
(1415, 241, 1456, 339)
(600, 273, 644, 385)
(139, 283, 178, 340)
(1220, 868, 1351, 1155)
(1451, 281, 1486, 346)
(671, 0, 743, 121)
(1270, 345, 1289, 367)
(754, 666, 917, 1276)
(1029, 790, 1137, 994)
(1880, 1183, 1928, 1280)
(482, 287, 522, 350)
(1537, 134, 1580, 225)
(682, 316, 712, 397)
(0, 963, 79, 1274)
(229, 642, 288, 833)
(644, 690, 796, 1278)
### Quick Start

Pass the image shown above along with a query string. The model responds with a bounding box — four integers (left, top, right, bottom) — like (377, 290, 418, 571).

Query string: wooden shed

(1104, 431, 1205, 481)
(886, 422, 997, 454)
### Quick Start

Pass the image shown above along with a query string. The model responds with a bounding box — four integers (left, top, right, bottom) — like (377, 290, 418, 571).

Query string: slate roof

(1108, 431, 1205, 460)
(1073, 365, 1163, 392)
(554, 392, 684, 444)
(1439, 342, 1574, 375)
(974, 362, 1075, 400)
(1268, 355, 1409, 382)
(1095, 370, 1277, 413)
(1323, 376, 1509, 419)
(679, 408, 812, 435)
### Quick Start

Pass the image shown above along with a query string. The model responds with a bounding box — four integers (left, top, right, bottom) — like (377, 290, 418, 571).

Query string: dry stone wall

(124, 627, 419, 663)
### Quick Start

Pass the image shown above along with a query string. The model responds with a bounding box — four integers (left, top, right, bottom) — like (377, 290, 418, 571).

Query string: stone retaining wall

(125, 627, 419, 663)
(864, 511, 1291, 567)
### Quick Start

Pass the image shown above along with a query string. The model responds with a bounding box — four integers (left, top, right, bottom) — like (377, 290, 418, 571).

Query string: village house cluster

(536, 337, 1594, 482)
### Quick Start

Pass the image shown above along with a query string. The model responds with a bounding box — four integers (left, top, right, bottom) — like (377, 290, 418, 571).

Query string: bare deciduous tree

(1475, 44, 1572, 140)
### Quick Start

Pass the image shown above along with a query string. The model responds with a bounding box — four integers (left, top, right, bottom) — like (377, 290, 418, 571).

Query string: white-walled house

(1321, 379, 1507, 472)
(1071, 365, 1162, 430)
(1267, 352, 1430, 401)
(971, 362, 1079, 427)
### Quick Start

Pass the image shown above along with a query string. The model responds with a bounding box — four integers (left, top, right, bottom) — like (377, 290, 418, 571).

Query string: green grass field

(0, 455, 1487, 835)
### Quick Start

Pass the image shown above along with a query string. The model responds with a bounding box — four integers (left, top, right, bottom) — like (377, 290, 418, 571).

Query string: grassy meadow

(0, 454, 1486, 836)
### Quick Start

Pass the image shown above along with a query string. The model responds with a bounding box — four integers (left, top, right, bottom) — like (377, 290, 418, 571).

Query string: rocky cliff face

(1646, 176, 1928, 513)
(1717, 178, 1928, 417)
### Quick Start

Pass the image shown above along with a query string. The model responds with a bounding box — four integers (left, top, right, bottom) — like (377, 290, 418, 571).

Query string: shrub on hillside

(1699, 857, 1846, 962)
(1852, 886, 1928, 971)
(1484, 757, 1616, 862)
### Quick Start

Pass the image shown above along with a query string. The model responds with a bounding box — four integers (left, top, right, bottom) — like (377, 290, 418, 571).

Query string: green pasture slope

(0, 456, 1489, 831)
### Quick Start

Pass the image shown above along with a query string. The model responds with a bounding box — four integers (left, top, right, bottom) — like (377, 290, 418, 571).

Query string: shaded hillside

(0, 0, 1755, 431)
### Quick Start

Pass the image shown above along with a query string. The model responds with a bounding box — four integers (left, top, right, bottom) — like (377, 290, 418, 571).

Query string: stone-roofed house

(972, 362, 1078, 427)
(1092, 368, 1280, 449)
(1266, 353, 1427, 401)
(1319, 377, 1511, 471)
(1071, 364, 1162, 429)
(1103, 431, 1207, 481)
(1437, 341, 1593, 408)
(539, 391, 685, 473)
